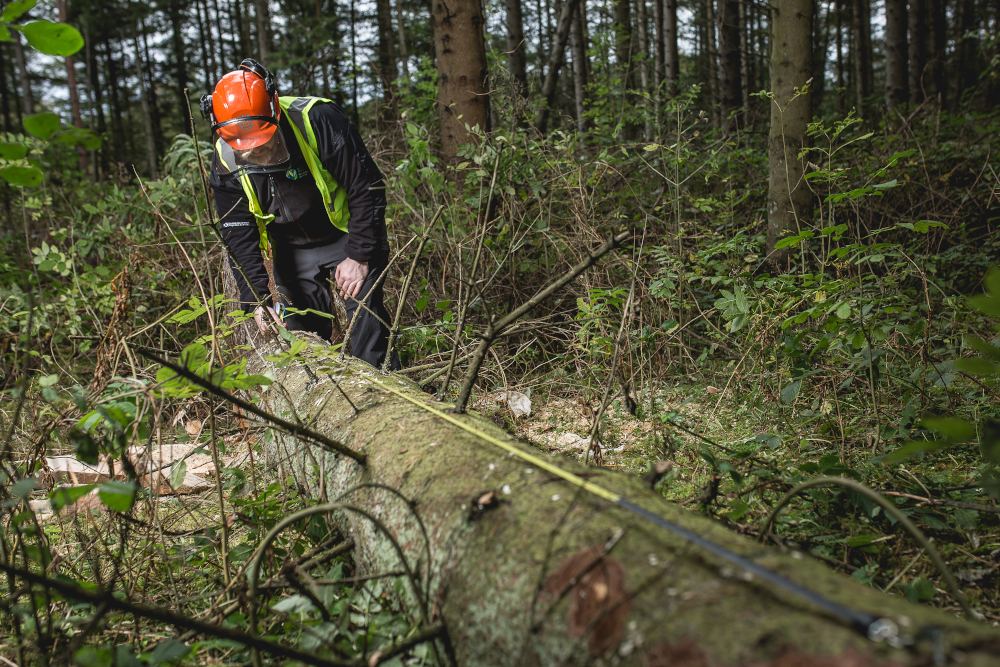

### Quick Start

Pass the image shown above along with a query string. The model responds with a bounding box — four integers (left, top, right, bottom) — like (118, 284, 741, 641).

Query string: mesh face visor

(212, 115, 291, 176)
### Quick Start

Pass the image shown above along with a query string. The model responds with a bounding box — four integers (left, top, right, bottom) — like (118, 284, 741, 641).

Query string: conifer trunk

(506, 0, 528, 100)
(908, 0, 927, 102)
(718, 0, 743, 130)
(432, 0, 489, 163)
(885, 0, 909, 110)
(766, 0, 812, 262)
(376, 0, 397, 104)
(570, 2, 590, 135)
(663, 0, 679, 96)
(238, 330, 1000, 667)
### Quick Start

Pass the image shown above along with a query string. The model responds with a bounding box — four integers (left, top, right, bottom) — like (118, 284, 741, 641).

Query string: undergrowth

(3, 63, 1000, 662)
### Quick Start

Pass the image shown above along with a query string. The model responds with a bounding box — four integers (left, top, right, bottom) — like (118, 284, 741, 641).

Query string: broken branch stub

(247, 335, 1000, 666)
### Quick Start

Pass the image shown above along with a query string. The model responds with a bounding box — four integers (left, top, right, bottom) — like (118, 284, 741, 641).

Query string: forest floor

(473, 376, 1000, 624)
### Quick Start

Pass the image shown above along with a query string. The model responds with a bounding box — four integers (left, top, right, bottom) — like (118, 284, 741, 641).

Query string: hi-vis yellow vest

(214, 96, 351, 255)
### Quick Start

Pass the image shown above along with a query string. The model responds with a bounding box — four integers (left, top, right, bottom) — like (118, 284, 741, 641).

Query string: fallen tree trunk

(246, 334, 1000, 666)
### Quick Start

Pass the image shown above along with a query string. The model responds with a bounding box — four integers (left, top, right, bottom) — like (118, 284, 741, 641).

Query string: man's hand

(253, 305, 280, 334)
(335, 258, 369, 300)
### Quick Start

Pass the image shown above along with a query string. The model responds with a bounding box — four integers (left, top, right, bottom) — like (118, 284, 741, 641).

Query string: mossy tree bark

(243, 333, 1000, 666)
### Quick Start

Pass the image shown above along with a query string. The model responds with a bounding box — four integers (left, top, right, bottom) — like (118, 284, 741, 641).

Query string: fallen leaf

(705, 386, 721, 394)
(477, 491, 496, 508)
(185, 419, 203, 435)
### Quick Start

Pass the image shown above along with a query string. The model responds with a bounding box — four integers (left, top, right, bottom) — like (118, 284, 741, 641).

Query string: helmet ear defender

(200, 59, 278, 127)
(240, 59, 278, 116)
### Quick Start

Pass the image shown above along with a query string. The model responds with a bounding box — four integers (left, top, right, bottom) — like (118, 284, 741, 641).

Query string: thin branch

(454, 230, 631, 413)
(134, 348, 366, 464)
(384, 206, 445, 371)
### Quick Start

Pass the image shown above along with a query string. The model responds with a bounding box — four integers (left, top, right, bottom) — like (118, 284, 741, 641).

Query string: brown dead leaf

(705, 386, 721, 394)
(185, 419, 203, 435)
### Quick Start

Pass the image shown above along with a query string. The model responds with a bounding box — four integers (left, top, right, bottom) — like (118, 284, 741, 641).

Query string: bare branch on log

(135, 348, 366, 464)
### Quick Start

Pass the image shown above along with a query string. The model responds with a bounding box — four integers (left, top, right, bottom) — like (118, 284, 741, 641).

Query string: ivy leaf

(0, 0, 37, 22)
(11, 477, 37, 498)
(179, 343, 208, 371)
(0, 164, 43, 187)
(19, 20, 84, 57)
(168, 461, 187, 490)
(0, 141, 28, 160)
(904, 578, 936, 602)
(148, 639, 191, 666)
(780, 379, 801, 405)
(98, 480, 137, 512)
(54, 126, 101, 150)
(48, 484, 96, 513)
(23, 112, 61, 140)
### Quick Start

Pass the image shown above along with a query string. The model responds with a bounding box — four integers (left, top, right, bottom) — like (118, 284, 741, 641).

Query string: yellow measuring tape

(358, 370, 621, 503)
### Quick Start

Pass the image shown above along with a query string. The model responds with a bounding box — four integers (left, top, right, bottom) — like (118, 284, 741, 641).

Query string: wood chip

(46, 456, 110, 484)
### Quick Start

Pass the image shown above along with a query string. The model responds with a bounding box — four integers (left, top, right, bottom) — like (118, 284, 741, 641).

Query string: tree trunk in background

(350, 0, 359, 124)
(852, 0, 871, 112)
(570, 2, 590, 135)
(169, 0, 193, 134)
(0, 46, 10, 132)
(739, 0, 751, 115)
(663, 0, 679, 96)
(613, 0, 637, 138)
(652, 0, 664, 91)
(234, 0, 251, 59)
(718, 0, 742, 130)
(705, 0, 720, 125)
(505, 0, 528, 101)
(234, 330, 1000, 667)
(884, 0, 908, 110)
(211, 0, 230, 70)
(195, 0, 214, 88)
(12, 33, 33, 118)
(396, 0, 410, 80)
(131, 23, 159, 179)
(534, 0, 580, 134)
(376, 0, 397, 105)
(254, 0, 270, 62)
(928, 0, 946, 106)
(102, 39, 127, 165)
(956, 0, 979, 97)
(637, 0, 651, 138)
(613, 0, 633, 85)
(58, 0, 88, 173)
(908, 0, 927, 102)
(767, 0, 812, 262)
(812, 0, 829, 111)
(835, 0, 845, 110)
(139, 20, 164, 157)
(432, 0, 489, 163)
(85, 21, 106, 177)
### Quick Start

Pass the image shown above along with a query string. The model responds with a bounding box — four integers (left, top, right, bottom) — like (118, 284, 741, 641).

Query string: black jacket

(209, 100, 387, 310)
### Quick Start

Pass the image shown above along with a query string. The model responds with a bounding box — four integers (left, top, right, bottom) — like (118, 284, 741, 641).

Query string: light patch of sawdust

(476, 392, 673, 468)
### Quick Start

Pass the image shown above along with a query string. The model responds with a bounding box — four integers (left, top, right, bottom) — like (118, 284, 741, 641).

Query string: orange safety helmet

(201, 59, 290, 173)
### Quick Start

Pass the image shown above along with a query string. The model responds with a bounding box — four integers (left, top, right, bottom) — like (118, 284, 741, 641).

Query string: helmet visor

(212, 117, 291, 175)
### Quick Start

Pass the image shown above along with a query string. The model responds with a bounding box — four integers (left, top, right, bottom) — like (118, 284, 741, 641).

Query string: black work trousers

(271, 234, 399, 370)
